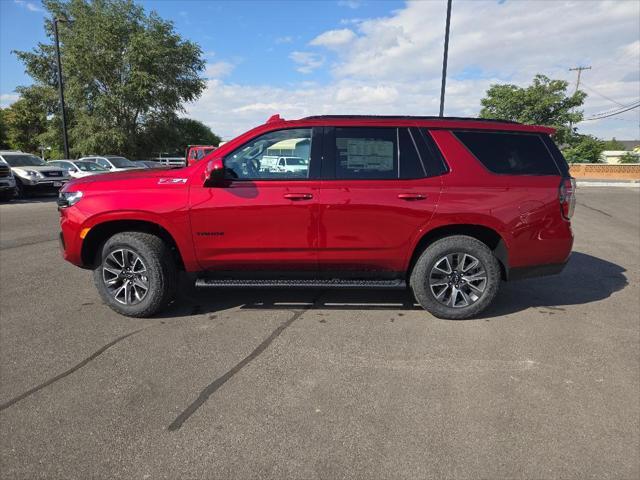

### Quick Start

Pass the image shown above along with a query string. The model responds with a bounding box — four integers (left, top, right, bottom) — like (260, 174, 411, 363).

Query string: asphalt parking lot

(1, 187, 638, 479)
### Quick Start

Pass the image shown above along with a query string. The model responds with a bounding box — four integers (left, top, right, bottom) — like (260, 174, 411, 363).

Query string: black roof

(301, 115, 520, 124)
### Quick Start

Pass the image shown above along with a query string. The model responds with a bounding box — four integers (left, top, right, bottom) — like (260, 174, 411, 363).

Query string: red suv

(58, 115, 575, 319)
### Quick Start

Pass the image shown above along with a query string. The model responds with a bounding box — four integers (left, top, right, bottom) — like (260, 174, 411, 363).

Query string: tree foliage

(562, 134, 605, 163)
(12, 0, 209, 158)
(618, 152, 639, 164)
(479, 74, 586, 144)
(0, 109, 9, 150)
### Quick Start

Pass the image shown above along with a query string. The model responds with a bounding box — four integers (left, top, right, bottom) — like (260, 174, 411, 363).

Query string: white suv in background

(78, 155, 142, 172)
(0, 150, 69, 198)
(48, 160, 110, 178)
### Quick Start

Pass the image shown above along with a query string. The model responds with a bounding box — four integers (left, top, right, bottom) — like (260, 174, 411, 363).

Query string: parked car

(260, 155, 308, 174)
(186, 145, 216, 166)
(78, 155, 141, 171)
(58, 114, 575, 319)
(49, 160, 110, 178)
(1, 150, 69, 197)
(0, 157, 17, 201)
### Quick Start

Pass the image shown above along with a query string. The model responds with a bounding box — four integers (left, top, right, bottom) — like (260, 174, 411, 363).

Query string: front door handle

(397, 193, 427, 201)
(284, 193, 313, 200)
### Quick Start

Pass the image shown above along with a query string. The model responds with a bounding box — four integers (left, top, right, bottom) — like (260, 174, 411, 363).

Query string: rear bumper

(507, 260, 568, 281)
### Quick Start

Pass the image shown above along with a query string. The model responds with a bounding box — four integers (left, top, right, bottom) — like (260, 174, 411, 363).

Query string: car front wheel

(410, 235, 501, 319)
(93, 232, 177, 317)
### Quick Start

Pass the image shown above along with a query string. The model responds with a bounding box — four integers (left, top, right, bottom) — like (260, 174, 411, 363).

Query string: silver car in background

(0, 150, 69, 198)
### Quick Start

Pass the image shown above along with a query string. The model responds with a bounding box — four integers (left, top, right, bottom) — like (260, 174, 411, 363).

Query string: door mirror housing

(204, 157, 225, 187)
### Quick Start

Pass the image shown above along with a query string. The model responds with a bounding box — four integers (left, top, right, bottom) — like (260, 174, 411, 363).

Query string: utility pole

(53, 17, 70, 159)
(569, 65, 591, 93)
(568, 65, 591, 136)
(439, 0, 452, 117)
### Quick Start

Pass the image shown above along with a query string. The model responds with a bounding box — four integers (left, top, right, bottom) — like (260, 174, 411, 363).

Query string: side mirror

(204, 157, 226, 187)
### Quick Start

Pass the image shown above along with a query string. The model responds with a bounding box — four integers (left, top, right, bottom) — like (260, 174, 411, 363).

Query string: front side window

(76, 161, 108, 172)
(224, 128, 312, 180)
(96, 158, 111, 169)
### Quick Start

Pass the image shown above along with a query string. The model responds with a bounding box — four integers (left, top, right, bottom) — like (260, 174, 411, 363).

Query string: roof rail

(300, 115, 520, 124)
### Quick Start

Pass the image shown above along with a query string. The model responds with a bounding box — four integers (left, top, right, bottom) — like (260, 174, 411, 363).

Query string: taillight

(559, 177, 576, 220)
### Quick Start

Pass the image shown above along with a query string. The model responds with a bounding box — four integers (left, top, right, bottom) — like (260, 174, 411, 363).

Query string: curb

(577, 181, 640, 188)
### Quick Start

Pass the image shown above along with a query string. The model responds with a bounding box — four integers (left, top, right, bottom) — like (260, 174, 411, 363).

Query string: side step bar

(195, 278, 407, 289)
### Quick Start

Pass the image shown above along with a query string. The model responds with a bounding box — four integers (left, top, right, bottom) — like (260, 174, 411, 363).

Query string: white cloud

(289, 51, 325, 74)
(205, 61, 235, 78)
(275, 36, 294, 44)
(14, 0, 43, 13)
(310, 29, 356, 49)
(337, 0, 362, 9)
(0, 93, 19, 108)
(188, 1, 640, 140)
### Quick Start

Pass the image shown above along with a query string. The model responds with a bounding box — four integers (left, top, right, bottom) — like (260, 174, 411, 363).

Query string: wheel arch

(81, 219, 185, 270)
(407, 224, 509, 280)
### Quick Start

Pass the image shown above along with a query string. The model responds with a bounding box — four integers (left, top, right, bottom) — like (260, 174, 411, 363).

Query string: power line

(582, 102, 640, 121)
(580, 82, 626, 107)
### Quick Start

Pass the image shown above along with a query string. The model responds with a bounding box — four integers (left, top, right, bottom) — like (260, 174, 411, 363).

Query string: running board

(195, 278, 407, 289)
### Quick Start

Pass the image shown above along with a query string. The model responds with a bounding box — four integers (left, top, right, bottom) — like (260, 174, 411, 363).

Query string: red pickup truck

(58, 115, 575, 319)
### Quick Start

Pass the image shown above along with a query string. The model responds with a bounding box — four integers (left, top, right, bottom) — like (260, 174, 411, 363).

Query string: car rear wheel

(410, 235, 501, 319)
(93, 232, 177, 317)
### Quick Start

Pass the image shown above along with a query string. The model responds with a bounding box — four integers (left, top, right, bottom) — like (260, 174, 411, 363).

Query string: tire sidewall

(410, 236, 500, 319)
(93, 233, 170, 317)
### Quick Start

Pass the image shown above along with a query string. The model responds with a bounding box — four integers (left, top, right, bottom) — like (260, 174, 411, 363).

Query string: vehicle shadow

(478, 251, 628, 318)
(160, 252, 627, 320)
(2, 195, 58, 204)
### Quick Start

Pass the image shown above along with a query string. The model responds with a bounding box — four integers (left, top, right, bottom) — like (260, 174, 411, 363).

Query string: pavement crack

(577, 201, 612, 218)
(167, 294, 322, 431)
(0, 328, 145, 412)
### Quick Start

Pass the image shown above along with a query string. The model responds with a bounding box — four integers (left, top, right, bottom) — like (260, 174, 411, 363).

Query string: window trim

(452, 129, 562, 177)
(222, 126, 321, 182)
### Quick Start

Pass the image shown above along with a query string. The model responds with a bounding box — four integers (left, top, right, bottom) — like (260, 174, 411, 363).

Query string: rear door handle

(397, 193, 427, 201)
(283, 193, 313, 200)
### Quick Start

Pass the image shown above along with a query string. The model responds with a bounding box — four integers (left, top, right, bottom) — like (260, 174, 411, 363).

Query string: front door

(317, 126, 443, 275)
(189, 127, 322, 272)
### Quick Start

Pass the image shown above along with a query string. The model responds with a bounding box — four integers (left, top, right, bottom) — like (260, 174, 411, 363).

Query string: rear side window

(335, 127, 397, 179)
(454, 131, 560, 176)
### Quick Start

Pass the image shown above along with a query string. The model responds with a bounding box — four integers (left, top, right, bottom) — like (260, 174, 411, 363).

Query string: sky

(1, 0, 639, 141)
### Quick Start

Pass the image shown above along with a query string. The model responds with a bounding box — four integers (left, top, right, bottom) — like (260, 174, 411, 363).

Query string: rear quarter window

(453, 131, 560, 176)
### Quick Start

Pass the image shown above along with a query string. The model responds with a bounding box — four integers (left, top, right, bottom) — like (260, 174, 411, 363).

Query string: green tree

(618, 152, 639, 164)
(3, 86, 63, 155)
(14, 0, 206, 158)
(562, 134, 605, 163)
(0, 108, 9, 150)
(142, 116, 221, 157)
(479, 74, 586, 144)
(602, 137, 626, 150)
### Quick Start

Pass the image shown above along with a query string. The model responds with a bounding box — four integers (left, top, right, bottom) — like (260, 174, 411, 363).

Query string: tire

(410, 235, 501, 320)
(0, 191, 13, 202)
(15, 179, 27, 199)
(93, 232, 177, 317)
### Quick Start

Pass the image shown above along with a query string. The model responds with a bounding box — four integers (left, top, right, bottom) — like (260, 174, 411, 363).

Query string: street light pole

(53, 18, 70, 159)
(439, 0, 452, 117)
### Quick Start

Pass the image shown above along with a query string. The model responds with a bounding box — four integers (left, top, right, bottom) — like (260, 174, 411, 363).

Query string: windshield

(106, 156, 136, 168)
(3, 154, 46, 167)
(76, 161, 108, 172)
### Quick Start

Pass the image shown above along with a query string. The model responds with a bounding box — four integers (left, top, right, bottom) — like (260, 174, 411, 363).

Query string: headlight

(57, 190, 83, 208)
(25, 170, 41, 177)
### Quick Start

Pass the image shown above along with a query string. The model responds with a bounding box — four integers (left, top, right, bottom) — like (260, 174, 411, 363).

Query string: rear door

(189, 127, 322, 272)
(317, 126, 444, 275)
